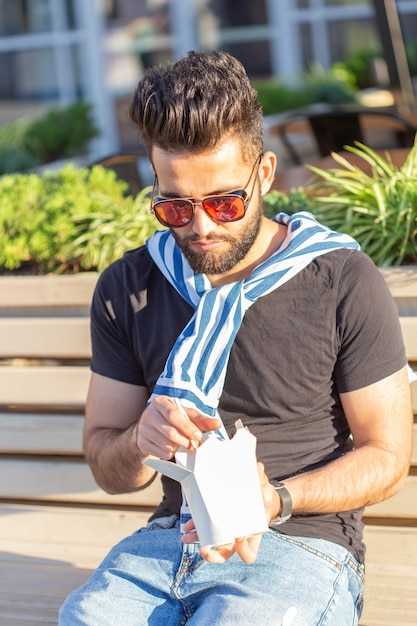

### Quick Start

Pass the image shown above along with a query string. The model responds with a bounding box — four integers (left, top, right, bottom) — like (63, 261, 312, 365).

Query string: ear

(259, 151, 277, 196)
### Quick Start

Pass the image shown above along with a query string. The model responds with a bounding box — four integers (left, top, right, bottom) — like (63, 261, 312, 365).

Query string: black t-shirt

(90, 246, 406, 563)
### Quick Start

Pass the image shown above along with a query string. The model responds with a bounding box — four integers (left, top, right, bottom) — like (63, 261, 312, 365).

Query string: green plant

(253, 80, 314, 116)
(405, 39, 417, 77)
(68, 185, 161, 271)
(254, 65, 359, 116)
(263, 188, 314, 218)
(24, 100, 100, 163)
(0, 164, 157, 274)
(304, 142, 417, 266)
(332, 49, 381, 90)
(0, 100, 100, 174)
(0, 118, 42, 174)
(303, 64, 359, 105)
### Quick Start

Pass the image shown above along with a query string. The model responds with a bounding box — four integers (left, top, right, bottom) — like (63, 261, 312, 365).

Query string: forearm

(84, 422, 155, 494)
(286, 443, 410, 515)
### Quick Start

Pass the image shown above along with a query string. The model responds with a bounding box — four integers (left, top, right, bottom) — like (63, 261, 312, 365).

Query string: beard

(171, 190, 264, 275)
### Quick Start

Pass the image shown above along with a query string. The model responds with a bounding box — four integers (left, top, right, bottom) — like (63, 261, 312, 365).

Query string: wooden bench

(0, 269, 416, 625)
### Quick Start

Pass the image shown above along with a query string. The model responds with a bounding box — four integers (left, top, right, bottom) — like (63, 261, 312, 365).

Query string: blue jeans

(59, 515, 364, 625)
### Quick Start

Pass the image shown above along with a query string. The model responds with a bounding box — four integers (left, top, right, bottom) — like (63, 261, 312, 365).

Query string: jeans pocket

(140, 514, 180, 533)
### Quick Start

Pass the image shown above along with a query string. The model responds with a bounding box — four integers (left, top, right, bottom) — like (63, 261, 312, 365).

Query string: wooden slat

(0, 366, 90, 407)
(380, 266, 417, 300)
(361, 525, 417, 626)
(0, 414, 83, 454)
(0, 503, 148, 547)
(412, 379, 417, 416)
(400, 317, 417, 361)
(0, 274, 97, 308)
(0, 318, 91, 359)
(1, 509, 417, 626)
(365, 475, 417, 520)
(0, 458, 163, 507)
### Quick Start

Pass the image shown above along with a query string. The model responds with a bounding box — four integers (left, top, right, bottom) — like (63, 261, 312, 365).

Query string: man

(60, 51, 413, 625)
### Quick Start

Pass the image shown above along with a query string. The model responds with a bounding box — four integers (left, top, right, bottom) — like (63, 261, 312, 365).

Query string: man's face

(151, 140, 265, 277)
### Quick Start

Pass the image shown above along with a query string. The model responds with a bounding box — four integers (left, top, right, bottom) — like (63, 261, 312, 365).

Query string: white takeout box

(145, 421, 268, 547)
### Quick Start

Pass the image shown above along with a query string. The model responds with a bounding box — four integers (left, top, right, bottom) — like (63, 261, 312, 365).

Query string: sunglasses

(150, 154, 262, 228)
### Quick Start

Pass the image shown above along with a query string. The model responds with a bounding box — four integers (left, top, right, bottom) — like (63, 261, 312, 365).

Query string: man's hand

(181, 462, 281, 564)
(136, 395, 222, 459)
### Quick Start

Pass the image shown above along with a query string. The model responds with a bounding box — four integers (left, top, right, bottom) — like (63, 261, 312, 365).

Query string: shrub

(0, 100, 99, 175)
(302, 64, 358, 105)
(253, 80, 314, 116)
(254, 66, 358, 116)
(306, 142, 417, 266)
(263, 188, 314, 218)
(0, 118, 41, 174)
(264, 142, 417, 266)
(0, 164, 157, 274)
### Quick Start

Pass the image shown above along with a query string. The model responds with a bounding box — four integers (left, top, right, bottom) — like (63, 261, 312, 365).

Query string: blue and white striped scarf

(147, 212, 360, 424)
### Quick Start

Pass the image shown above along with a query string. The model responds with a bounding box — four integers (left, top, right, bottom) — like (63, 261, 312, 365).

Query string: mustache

(181, 233, 233, 244)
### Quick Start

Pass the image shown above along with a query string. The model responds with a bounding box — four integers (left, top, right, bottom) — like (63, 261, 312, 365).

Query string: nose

(191, 203, 216, 237)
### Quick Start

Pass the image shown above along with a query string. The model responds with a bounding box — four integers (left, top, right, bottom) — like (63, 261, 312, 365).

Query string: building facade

(1, 0, 417, 157)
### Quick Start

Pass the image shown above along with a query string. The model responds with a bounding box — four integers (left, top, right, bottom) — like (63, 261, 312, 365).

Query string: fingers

(136, 396, 221, 459)
(235, 534, 263, 564)
(198, 533, 263, 564)
(199, 542, 236, 564)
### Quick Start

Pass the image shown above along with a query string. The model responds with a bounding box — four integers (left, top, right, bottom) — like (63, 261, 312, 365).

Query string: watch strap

(269, 480, 292, 526)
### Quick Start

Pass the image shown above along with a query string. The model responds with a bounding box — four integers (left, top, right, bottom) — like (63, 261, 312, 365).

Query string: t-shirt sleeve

(334, 251, 407, 393)
(90, 262, 145, 386)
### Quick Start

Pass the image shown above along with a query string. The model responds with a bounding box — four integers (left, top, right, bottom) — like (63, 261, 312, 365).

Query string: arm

(284, 365, 413, 513)
(83, 373, 154, 494)
(84, 372, 221, 494)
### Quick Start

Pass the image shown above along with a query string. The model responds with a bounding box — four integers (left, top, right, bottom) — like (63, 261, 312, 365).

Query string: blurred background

(1, 0, 417, 168)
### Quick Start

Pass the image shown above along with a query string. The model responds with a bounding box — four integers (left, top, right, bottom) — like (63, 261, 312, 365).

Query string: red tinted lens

(202, 195, 246, 222)
(154, 200, 193, 227)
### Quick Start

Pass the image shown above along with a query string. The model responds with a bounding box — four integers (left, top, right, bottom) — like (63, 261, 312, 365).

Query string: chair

(277, 107, 417, 165)
(90, 152, 150, 195)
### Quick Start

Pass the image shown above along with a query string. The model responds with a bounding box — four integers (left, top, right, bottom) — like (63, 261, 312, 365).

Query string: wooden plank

(0, 366, 90, 407)
(0, 274, 97, 308)
(412, 379, 417, 416)
(365, 475, 417, 519)
(0, 458, 163, 506)
(400, 317, 417, 361)
(0, 318, 91, 359)
(1, 510, 417, 626)
(0, 451, 414, 515)
(0, 414, 84, 454)
(380, 267, 417, 300)
(0, 504, 148, 547)
(0, 410, 407, 464)
(361, 525, 417, 626)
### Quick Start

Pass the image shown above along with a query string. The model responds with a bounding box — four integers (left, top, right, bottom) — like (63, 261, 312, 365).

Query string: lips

(191, 240, 224, 251)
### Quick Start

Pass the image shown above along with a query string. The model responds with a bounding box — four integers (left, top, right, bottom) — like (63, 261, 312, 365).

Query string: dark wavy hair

(129, 50, 263, 162)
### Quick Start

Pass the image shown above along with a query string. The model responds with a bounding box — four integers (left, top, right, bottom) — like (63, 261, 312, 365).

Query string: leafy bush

(0, 101, 99, 175)
(69, 185, 161, 271)
(254, 66, 358, 116)
(252, 80, 313, 116)
(263, 188, 314, 218)
(0, 118, 41, 174)
(302, 64, 358, 105)
(306, 142, 417, 266)
(265, 142, 417, 266)
(332, 49, 381, 90)
(0, 164, 157, 274)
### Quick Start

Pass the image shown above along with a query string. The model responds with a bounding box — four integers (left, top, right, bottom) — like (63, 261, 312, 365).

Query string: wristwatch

(269, 480, 292, 526)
